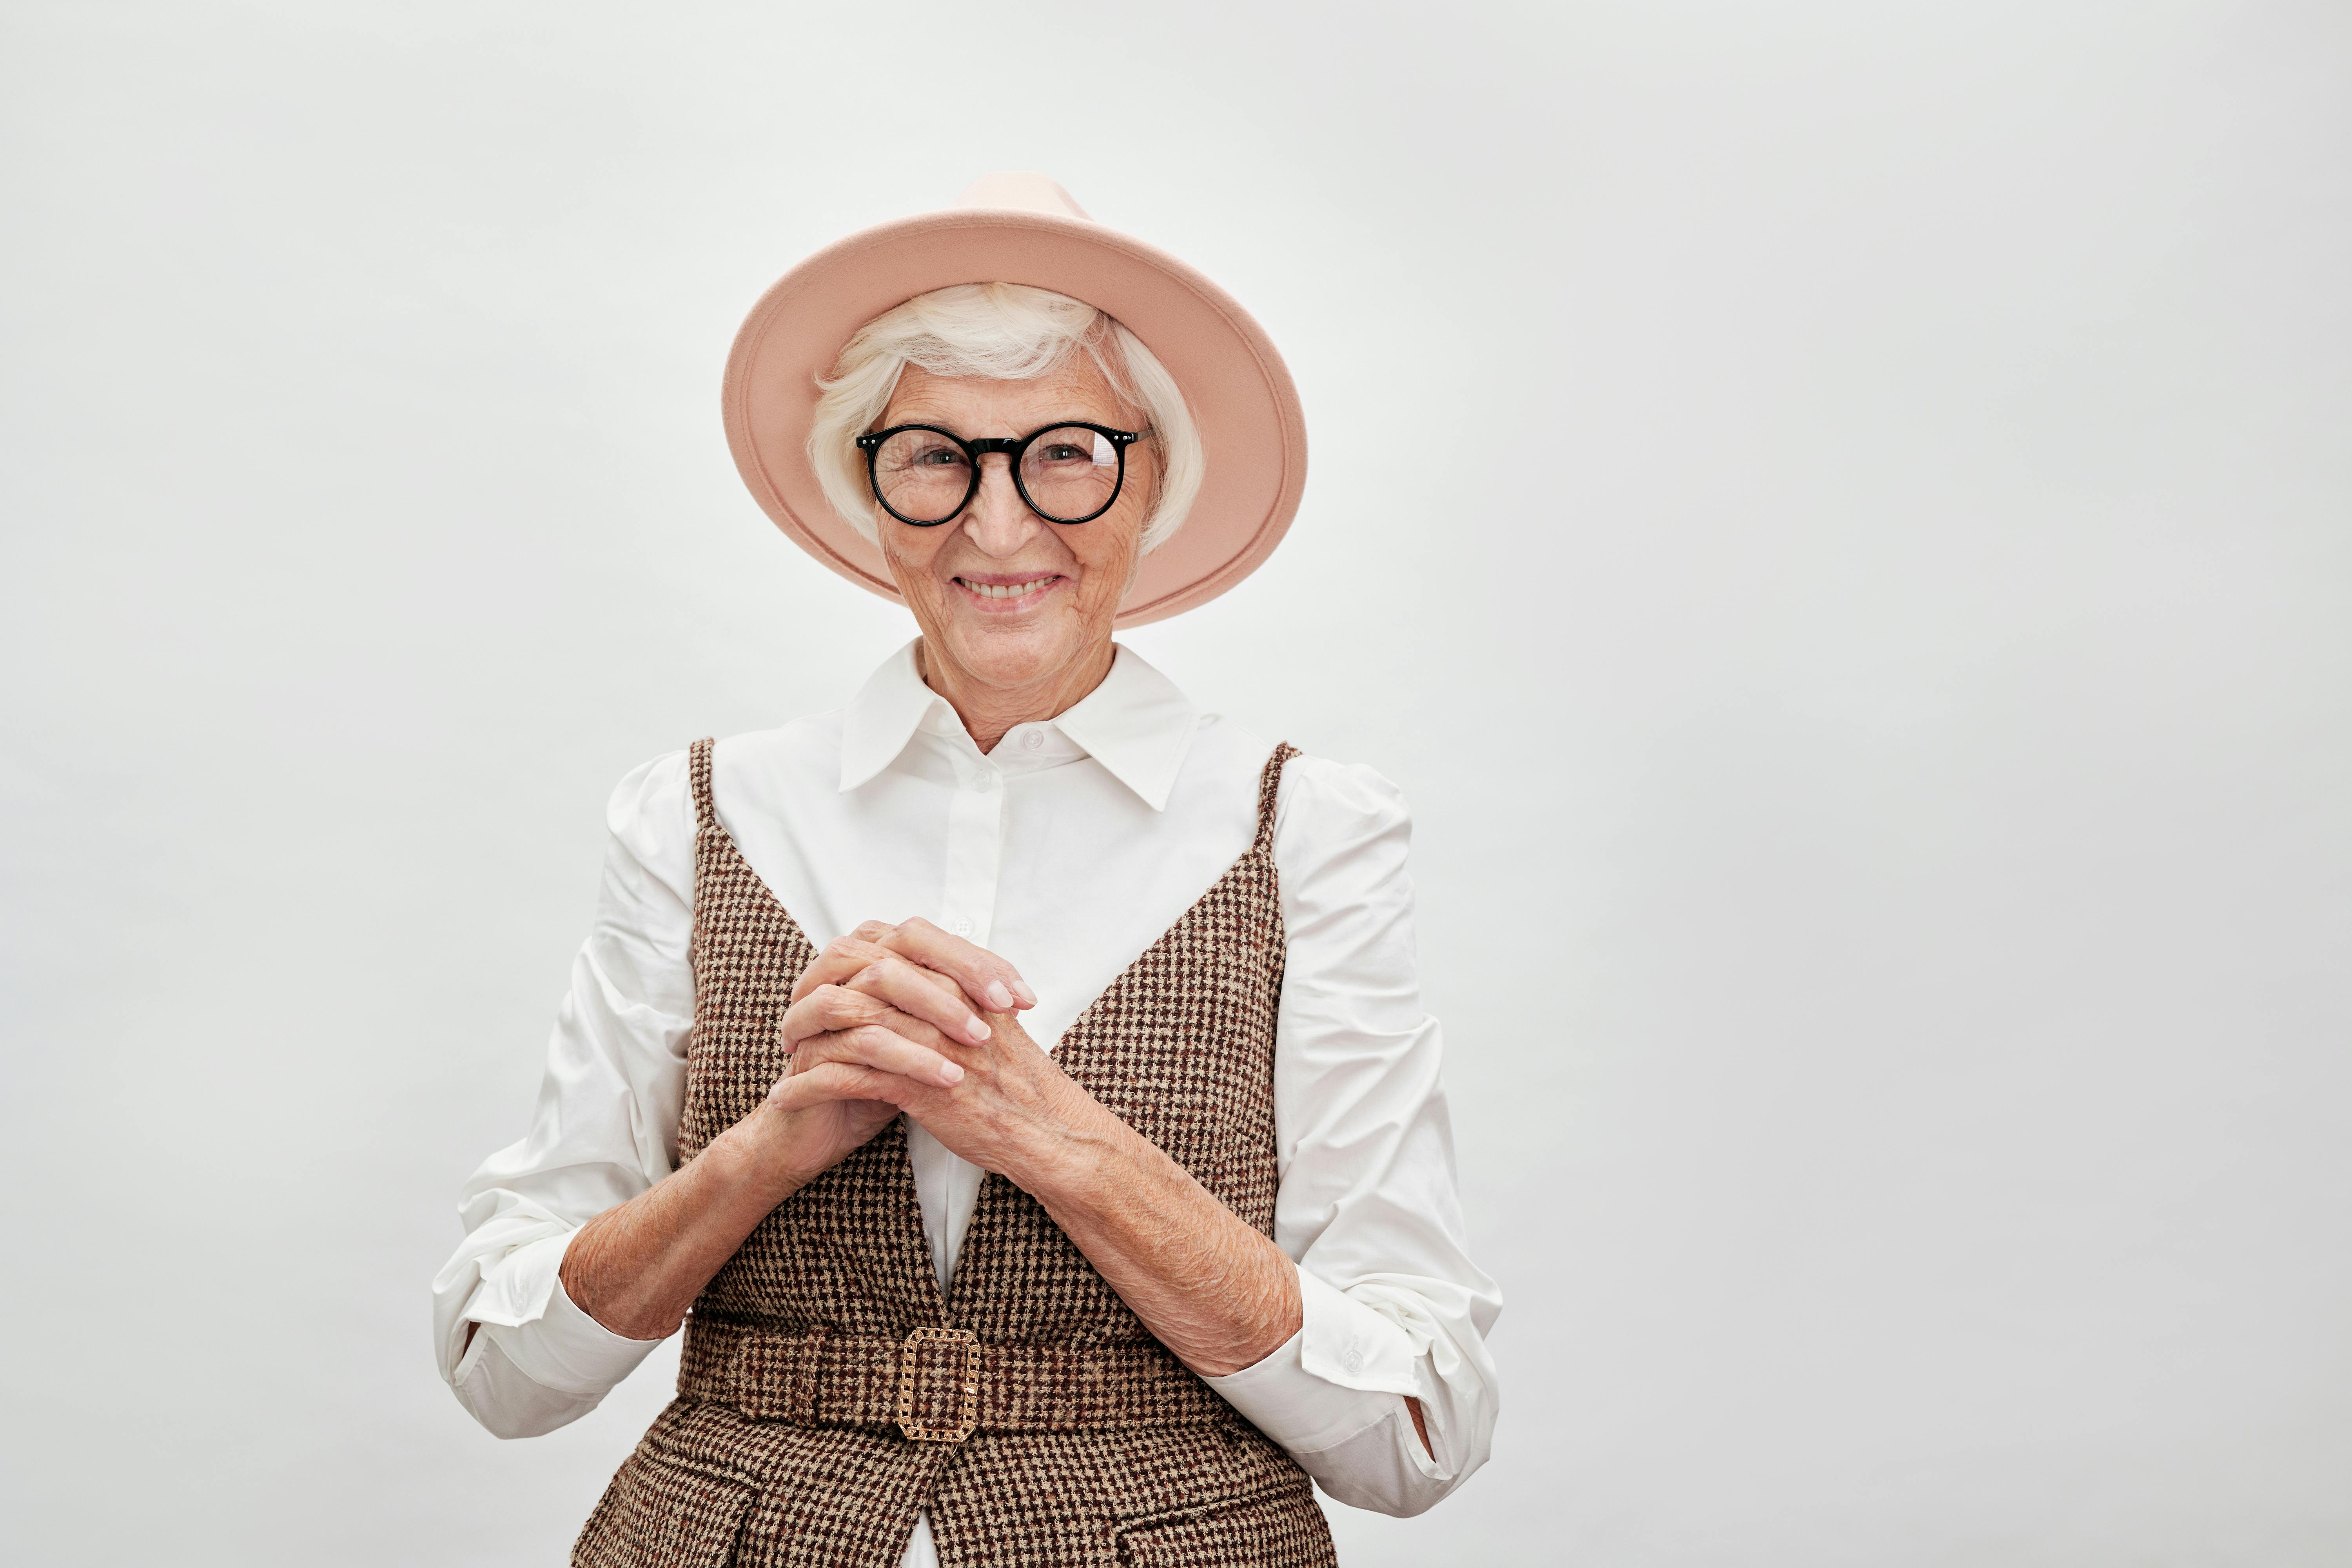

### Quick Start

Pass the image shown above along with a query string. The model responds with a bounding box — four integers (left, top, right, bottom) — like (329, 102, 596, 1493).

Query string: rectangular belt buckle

(897, 1326, 980, 1443)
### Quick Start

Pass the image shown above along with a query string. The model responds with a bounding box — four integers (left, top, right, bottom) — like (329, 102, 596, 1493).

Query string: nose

(958, 453, 1043, 555)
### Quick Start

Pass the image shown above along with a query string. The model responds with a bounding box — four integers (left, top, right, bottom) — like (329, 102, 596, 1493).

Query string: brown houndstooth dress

(572, 737, 1339, 1568)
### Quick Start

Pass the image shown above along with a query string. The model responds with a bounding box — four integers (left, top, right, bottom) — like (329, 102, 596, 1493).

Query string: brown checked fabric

(573, 737, 1337, 1568)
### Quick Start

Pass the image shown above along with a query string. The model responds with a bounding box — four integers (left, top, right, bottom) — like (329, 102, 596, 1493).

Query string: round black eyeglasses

(856, 421, 1143, 527)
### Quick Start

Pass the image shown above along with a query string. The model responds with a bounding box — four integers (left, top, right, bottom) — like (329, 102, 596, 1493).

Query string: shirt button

(950, 918, 973, 937)
(973, 772, 997, 792)
(1022, 730, 1044, 751)
(1343, 1347, 1365, 1373)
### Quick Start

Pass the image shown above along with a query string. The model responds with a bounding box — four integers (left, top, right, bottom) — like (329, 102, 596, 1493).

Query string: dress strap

(1253, 742, 1300, 855)
(688, 737, 719, 835)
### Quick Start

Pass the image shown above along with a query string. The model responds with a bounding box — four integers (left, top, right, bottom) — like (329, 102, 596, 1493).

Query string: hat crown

(951, 172, 1093, 222)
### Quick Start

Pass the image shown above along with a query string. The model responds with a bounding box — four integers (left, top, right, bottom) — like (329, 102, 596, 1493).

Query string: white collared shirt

(432, 643, 1501, 1554)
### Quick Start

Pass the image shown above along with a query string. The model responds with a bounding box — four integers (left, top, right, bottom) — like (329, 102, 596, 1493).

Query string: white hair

(808, 282, 1203, 553)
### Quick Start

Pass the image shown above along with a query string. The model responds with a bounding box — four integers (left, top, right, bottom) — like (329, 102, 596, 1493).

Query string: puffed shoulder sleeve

(1201, 756, 1502, 1516)
(428, 750, 701, 1438)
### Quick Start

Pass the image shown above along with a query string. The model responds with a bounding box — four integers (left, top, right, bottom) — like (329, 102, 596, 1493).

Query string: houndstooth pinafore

(572, 737, 1338, 1568)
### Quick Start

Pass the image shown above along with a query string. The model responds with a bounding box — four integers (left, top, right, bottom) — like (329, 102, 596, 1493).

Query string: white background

(3, 2, 2347, 1563)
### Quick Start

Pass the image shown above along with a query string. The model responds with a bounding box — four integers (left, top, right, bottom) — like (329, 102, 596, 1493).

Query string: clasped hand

(762, 918, 1101, 1193)
(569, 920, 1305, 1380)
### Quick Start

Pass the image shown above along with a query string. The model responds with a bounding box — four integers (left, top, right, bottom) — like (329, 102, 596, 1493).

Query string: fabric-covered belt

(678, 1316, 1229, 1443)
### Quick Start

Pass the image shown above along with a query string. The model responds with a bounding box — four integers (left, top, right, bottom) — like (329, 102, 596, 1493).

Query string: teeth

(964, 577, 1053, 600)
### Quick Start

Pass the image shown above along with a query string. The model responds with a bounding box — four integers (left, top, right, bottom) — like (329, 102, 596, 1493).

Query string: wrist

(722, 1104, 813, 1205)
(1016, 1093, 1130, 1211)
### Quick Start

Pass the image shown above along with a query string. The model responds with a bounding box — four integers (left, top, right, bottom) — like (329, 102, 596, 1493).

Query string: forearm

(559, 1109, 804, 1341)
(1024, 1112, 1302, 1377)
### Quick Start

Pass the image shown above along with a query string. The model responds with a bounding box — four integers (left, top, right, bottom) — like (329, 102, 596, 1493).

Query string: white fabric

(432, 642, 1502, 1555)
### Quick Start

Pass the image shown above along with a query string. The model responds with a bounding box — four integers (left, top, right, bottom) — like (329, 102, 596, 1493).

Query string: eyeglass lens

(871, 426, 1122, 524)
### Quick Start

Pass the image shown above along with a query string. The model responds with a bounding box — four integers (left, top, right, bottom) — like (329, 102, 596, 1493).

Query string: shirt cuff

(1201, 1268, 1425, 1454)
(1297, 1266, 1425, 1397)
(463, 1232, 666, 1398)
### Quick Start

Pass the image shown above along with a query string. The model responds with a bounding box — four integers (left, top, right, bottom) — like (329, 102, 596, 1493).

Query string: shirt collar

(837, 639, 1198, 811)
(1051, 645, 1198, 811)
(838, 641, 948, 792)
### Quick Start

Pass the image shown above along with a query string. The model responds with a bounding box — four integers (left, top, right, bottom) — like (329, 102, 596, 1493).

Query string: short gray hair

(808, 283, 1203, 552)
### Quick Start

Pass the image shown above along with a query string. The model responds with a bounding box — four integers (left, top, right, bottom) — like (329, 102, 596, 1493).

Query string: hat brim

(721, 207, 1307, 628)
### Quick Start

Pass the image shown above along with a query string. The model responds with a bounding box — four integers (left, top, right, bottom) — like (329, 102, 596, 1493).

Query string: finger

(782, 987, 964, 1070)
(781, 981, 898, 1046)
(768, 1057, 909, 1112)
(788, 1016, 965, 1088)
(790, 935, 897, 1004)
(842, 956, 995, 1045)
(880, 918, 1037, 1013)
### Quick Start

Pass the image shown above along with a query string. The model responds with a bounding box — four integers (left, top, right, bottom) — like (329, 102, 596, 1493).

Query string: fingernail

(965, 1015, 991, 1043)
(940, 1062, 964, 1085)
(986, 982, 1014, 1011)
(1011, 980, 1038, 1007)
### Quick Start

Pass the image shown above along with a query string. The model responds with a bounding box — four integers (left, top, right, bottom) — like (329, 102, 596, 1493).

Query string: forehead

(882, 356, 1137, 436)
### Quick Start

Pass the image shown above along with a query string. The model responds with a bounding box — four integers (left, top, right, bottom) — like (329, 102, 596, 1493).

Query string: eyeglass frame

(854, 421, 1145, 528)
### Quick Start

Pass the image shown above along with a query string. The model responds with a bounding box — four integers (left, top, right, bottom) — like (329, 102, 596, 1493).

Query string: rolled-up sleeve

(429, 750, 699, 1437)
(1201, 757, 1503, 1515)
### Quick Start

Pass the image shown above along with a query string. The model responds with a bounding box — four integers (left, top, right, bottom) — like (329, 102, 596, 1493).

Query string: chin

(932, 612, 1079, 679)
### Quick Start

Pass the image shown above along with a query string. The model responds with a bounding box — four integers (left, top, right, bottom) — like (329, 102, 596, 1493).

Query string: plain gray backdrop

(3, 2, 2347, 1563)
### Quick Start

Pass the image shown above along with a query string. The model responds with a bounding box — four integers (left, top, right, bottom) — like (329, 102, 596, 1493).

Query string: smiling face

(873, 356, 1156, 723)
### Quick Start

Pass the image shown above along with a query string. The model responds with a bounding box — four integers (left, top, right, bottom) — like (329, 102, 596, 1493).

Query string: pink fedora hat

(721, 173, 1307, 628)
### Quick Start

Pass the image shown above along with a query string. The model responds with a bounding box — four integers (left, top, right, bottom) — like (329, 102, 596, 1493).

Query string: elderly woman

(433, 175, 1500, 1567)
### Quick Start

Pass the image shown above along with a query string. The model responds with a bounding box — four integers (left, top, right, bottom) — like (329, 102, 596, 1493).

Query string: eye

(880, 433, 967, 472)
